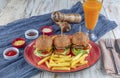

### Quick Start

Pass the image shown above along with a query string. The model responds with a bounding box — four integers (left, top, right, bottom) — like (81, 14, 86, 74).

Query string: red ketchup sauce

(5, 50, 17, 56)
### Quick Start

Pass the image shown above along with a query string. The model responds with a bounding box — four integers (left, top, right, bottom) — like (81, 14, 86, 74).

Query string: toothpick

(43, 32, 45, 40)
(79, 25, 82, 32)
(61, 27, 63, 36)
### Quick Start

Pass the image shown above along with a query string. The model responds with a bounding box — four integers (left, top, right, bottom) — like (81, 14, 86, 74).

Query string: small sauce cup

(3, 47, 19, 60)
(12, 38, 26, 48)
(40, 26, 53, 35)
(25, 29, 39, 39)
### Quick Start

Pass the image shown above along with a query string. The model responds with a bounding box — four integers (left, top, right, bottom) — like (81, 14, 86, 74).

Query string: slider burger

(71, 32, 91, 56)
(34, 35, 53, 57)
(54, 35, 71, 55)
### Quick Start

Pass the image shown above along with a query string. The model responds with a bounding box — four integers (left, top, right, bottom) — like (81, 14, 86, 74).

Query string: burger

(71, 32, 91, 56)
(53, 35, 71, 55)
(34, 35, 53, 57)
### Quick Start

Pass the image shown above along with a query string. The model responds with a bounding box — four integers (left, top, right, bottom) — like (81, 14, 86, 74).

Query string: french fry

(49, 63, 70, 67)
(74, 61, 88, 68)
(54, 60, 65, 63)
(37, 52, 89, 71)
(72, 52, 83, 61)
(49, 59, 56, 64)
(71, 56, 75, 59)
(80, 60, 88, 65)
(54, 58, 71, 62)
(71, 61, 87, 69)
(38, 56, 50, 65)
(71, 65, 77, 69)
(71, 61, 88, 69)
(71, 63, 87, 69)
(71, 54, 88, 68)
(60, 57, 72, 61)
(54, 61, 63, 63)
(75, 63, 82, 67)
(51, 57, 65, 62)
(45, 61, 51, 68)
(51, 53, 59, 57)
(52, 67, 70, 71)
(79, 54, 88, 63)
(63, 58, 72, 61)
(59, 55, 71, 58)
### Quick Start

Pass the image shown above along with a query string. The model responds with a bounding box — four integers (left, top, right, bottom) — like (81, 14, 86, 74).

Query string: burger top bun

(54, 35, 71, 49)
(72, 32, 89, 46)
(35, 35, 53, 50)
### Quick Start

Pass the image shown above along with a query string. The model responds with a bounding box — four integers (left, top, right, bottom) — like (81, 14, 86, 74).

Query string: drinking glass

(83, 0, 103, 41)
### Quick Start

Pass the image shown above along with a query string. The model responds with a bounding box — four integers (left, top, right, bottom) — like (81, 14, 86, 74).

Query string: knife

(114, 39, 120, 54)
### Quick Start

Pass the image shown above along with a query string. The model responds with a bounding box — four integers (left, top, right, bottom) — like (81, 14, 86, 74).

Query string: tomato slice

(42, 51, 49, 54)
(84, 45, 90, 50)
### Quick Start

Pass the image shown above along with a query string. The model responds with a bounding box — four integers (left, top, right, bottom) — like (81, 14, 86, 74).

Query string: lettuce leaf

(72, 48, 89, 56)
(61, 48, 70, 55)
(34, 49, 44, 56)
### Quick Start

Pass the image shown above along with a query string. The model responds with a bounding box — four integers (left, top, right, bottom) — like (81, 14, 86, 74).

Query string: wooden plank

(67, 0, 82, 9)
(74, 69, 90, 78)
(55, 73, 70, 78)
(52, 0, 60, 11)
(0, 0, 8, 11)
(25, 0, 54, 17)
(0, 0, 28, 25)
(31, 73, 40, 78)
(40, 72, 54, 78)
(35, 0, 53, 15)
(99, 6, 115, 39)
(104, 4, 120, 39)
(69, 73, 75, 78)
(52, 0, 76, 11)
(39, 72, 44, 78)
(94, 58, 113, 78)
(25, 0, 35, 17)
(67, 0, 81, 9)
(0, 0, 119, 78)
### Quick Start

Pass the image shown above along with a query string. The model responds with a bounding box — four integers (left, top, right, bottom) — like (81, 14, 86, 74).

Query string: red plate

(24, 40, 101, 72)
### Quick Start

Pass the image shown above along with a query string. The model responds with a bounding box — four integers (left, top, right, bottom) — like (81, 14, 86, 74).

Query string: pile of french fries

(37, 52, 89, 71)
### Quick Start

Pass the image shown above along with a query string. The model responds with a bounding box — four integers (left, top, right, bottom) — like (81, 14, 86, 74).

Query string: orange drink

(83, 0, 102, 30)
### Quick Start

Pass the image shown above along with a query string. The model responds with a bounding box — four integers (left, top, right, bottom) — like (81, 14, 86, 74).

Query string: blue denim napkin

(0, 1, 117, 78)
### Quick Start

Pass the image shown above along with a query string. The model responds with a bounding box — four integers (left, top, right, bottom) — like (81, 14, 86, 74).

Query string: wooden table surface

(0, 0, 120, 78)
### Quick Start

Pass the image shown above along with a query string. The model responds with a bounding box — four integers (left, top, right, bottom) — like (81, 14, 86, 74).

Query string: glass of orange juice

(83, 0, 103, 41)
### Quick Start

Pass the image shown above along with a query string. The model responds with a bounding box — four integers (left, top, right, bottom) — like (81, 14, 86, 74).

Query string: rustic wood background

(0, 0, 120, 78)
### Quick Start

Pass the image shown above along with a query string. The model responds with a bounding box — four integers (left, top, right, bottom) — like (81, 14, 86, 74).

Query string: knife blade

(114, 39, 120, 54)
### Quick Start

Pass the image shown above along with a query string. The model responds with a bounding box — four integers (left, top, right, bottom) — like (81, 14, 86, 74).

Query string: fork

(105, 39, 120, 75)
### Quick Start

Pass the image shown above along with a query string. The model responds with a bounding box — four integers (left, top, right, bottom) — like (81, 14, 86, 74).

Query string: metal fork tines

(105, 39, 120, 75)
